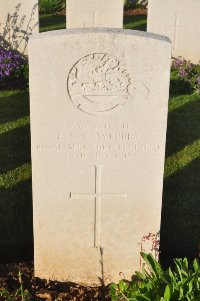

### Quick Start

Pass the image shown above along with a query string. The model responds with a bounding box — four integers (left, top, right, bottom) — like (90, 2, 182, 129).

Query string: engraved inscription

(70, 165, 126, 247)
(36, 123, 161, 160)
(67, 54, 132, 114)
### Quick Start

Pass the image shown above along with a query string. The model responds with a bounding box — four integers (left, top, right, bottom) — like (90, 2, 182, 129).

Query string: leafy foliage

(109, 253, 200, 301)
(170, 57, 200, 96)
(0, 272, 32, 301)
(124, 0, 147, 10)
(39, 0, 66, 14)
(124, 0, 133, 10)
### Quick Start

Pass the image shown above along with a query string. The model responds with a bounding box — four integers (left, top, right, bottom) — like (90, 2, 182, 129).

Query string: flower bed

(0, 49, 28, 90)
(170, 57, 200, 95)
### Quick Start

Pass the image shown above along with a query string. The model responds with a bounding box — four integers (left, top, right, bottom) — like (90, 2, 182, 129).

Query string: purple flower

(187, 63, 193, 70)
(179, 68, 188, 78)
(173, 57, 185, 68)
(0, 48, 26, 80)
(197, 76, 200, 86)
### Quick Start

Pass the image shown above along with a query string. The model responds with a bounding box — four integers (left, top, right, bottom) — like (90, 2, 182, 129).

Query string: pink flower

(179, 68, 188, 78)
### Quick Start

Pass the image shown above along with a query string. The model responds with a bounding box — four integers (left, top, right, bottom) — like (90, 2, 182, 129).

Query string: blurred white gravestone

(0, 0, 39, 55)
(29, 28, 171, 285)
(148, 0, 200, 63)
(67, 0, 124, 29)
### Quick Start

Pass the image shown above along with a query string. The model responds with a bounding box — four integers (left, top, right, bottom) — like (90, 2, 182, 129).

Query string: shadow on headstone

(0, 3, 38, 54)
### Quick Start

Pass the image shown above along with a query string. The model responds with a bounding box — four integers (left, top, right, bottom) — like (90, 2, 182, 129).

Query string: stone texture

(67, 0, 124, 29)
(148, 0, 200, 63)
(29, 28, 171, 285)
(0, 0, 38, 55)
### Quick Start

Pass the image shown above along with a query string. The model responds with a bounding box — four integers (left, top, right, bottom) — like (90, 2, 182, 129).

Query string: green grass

(124, 15, 147, 31)
(0, 90, 33, 262)
(39, 14, 147, 32)
(0, 14, 199, 263)
(40, 14, 66, 32)
(161, 94, 200, 264)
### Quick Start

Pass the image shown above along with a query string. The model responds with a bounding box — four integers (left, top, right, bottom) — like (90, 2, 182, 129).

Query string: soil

(0, 262, 111, 301)
(124, 8, 147, 16)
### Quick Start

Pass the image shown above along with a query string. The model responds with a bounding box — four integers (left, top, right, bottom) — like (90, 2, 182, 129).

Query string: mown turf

(0, 90, 33, 261)
(40, 14, 66, 32)
(124, 15, 147, 31)
(39, 14, 147, 32)
(0, 14, 199, 263)
(161, 93, 200, 264)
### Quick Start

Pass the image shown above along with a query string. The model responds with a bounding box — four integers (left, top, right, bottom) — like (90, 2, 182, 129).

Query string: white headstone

(148, 0, 200, 63)
(67, 0, 124, 29)
(29, 28, 171, 285)
(0, 0, 39, 55)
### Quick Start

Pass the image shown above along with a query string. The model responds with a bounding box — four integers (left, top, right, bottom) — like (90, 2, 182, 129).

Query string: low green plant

(109, 253, 200, 301)
(0, 272, 31, 301)
(170, 57, 200, 96)
(39, 0, 65, 14)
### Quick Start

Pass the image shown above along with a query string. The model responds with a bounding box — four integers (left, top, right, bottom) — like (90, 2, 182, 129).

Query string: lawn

(39, 14, 147, 32)
(0, 14, 199, 265)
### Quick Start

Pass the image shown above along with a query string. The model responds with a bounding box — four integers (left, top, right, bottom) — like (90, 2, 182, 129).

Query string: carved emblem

(67, 53, 132, 114)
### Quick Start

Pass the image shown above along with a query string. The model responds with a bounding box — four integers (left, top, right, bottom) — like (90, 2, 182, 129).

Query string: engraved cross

(166, 14, 186, 50)
(70, 165, 126, 248)
(83, 11, 107, 27)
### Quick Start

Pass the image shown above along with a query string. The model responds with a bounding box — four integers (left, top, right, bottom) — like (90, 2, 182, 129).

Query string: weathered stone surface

(29, 28, 171, 285)
(148, 0, 200, 63)
(0, 0, 38, 55)
(67, 0, 124, 29)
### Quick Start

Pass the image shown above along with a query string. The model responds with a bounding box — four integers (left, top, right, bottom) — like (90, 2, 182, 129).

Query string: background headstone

(147, 0, 200, 63)
(29, 28, 171, 285)
(0, 0, 39, 55)
(67, 0, 124, 29)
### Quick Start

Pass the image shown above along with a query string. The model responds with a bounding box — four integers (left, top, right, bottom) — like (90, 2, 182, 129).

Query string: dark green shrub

(124, 0, 133, 10)
(39, 0, 66, 14)
(109, 253, 200, 301)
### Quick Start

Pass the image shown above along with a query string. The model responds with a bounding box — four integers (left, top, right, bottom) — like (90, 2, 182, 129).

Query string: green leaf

(0, 289, 10, 297)
(109, 283, 118, 290)
(164, 285, 171, 301)
(188, 279, 193, 293)
(179, 286, 184, 299)
(168, 268, 175, 280)
(134, 295, 151, 301)
(141, 252, 161, 279)
(193, 259, 199, 272)
(135, 271, 146, 281)
(119, 280, 128, 292)
(174, 259, 184, 280)
(183, 258, 189, 269)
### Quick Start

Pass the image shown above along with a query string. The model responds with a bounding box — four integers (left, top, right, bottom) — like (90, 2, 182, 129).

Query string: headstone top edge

(29, 28, 171, 44)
